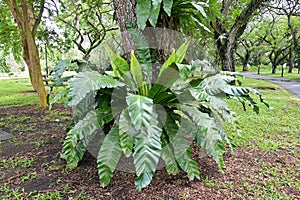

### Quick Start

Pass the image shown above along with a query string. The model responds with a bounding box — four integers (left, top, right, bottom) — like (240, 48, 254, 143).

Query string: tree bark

(113, 0, 137, 60)
(113, 0, 180, 67)
(287, 15, 297, 73)
(7, 0, 47, 107)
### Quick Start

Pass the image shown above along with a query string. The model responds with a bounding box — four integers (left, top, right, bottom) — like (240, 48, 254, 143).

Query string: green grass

(0, 78, 65, 107)
(236, 65, 300, 80)
(0, 79, 38, 106)
(225, 78, 300, 153)
(0, 76, 299, 199)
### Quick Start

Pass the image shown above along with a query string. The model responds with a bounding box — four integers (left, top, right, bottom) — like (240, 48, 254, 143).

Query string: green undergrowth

(225, 78, 300, 153)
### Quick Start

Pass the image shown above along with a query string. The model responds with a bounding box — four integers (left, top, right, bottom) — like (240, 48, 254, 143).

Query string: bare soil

(0, 105, 299, 199)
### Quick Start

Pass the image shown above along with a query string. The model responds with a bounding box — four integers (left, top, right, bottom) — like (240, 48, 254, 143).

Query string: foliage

(54, 32, 268, 190)
(0, 4, 22, 62)
(135, 0, 219, 31)
(52, 0, 117, 59)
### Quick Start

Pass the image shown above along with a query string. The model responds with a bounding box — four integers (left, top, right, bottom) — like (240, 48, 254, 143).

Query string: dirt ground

(0, 105, 299, 199)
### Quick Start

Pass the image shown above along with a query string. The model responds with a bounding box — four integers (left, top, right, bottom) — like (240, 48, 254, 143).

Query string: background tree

(267, 0, 300, 73)
(113, 0, 216, 62)
(255, 15, 292, 73)
(210, 0, 266, 72)
(2, 0, 47, 107)
(51, 0, 117, 61)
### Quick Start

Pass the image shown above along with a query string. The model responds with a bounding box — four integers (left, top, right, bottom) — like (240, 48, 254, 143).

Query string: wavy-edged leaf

(119, 108, 139, 137)
(51, 59, 78, 80)
(49, 89, 68, 110)
(61, 111, 99, 170)
(97, 126, 122, 187)
(163, 114, 180, 142)
(161, 144, 179, 175)
(119, 131, 134, 157)
(136, 0, 151, 29)
(176, 147, 200, 180)
(133, 124, 162, 190)
(181, 106, 226, 170)
(163, 0, 173, 16)
(172, 130, 191, 160)
(67, 72, 123, 106)
(135, 172, 154, 192)
(126, 94, 153, 130)
(73, 91, 96, 122)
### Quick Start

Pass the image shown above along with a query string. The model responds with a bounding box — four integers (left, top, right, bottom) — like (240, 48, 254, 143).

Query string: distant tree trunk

(287, 15, 297, 73)
(211, 0, 265, 71)
(7, 0, 47, 107)
(288, 48, 294, 73)
(271, 64, 276, 74)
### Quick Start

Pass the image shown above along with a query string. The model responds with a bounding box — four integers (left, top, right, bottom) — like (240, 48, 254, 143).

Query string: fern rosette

(53, 33, 268, 191)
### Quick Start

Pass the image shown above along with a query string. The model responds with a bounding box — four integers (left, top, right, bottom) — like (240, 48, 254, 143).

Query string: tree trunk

(271, 64, 276, 74)
(288, 48, 294, 73)
(212, 0, 265, 72)
(7, 0, 47, 107)
(287, 15, 296, 74)
(22, 33, 47, 107)
(113, 0, 137, 60)
(242, 50, 251, 71)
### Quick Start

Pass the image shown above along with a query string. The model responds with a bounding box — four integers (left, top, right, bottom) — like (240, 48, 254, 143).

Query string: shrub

(52, 40, 267, 191)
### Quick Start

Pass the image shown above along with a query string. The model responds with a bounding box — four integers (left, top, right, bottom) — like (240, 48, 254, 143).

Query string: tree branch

(32, 0, 45, 36)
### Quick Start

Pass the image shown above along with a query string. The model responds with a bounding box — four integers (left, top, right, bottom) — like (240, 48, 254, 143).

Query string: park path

(243, 72, 300, 99)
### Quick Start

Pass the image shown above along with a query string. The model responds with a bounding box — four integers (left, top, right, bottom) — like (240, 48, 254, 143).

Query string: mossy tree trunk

(7, 0, 47, 107)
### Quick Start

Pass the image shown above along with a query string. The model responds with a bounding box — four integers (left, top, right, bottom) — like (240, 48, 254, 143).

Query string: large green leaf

(130, 51, 144, 90)
(51, 59, 78, 80)
(181, 106, 226, 170)
(163, 0, 173, 16)
(150, 63, 179, 101)
(119, 108, 139, 137)
(73, 92, 95, 122)
(61, 111, 99, 170)
(133, 124, 162, 191)
(126, 21, 152, 85)
(126, 94, 154, 130)
(119, 131, 134, 157)
(67, 72, 123, 106)
(97, 126, 122, 187)
(163, 114, 180, 142)
(176, 147, 200, 180)
(105, 45, 129, 77)
(136, 0, 151, 29)
(157, 42, 189, 79)
(149, 1, 162, 27)
(172, 130, 191, 160)
(49, 89, 69, 110)
(134, 172, 154, 192)
(161, 144, 180, 175)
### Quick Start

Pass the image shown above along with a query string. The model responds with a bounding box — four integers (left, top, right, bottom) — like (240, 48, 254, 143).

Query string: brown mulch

(0, 105, 299, 199)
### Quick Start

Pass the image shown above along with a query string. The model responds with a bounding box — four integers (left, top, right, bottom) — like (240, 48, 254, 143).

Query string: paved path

(243, 72, 300, 99)
(0, 128, 13, 141)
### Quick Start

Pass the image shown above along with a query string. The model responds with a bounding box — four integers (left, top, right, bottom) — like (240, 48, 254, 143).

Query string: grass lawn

(0, 77, 299, 199)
